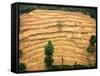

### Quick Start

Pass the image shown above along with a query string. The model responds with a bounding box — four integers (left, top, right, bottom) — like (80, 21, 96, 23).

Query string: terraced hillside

(19, 9, 96, 71)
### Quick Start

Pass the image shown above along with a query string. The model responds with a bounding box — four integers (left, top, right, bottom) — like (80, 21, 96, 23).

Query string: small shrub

(19, 63, 26, 72)
(87, 44, 95, 53)
(56, 21, 64, 31)
(19, 50, 23, 58)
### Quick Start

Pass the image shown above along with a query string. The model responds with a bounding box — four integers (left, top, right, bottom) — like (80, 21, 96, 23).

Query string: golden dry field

(19, 9, 96, 71)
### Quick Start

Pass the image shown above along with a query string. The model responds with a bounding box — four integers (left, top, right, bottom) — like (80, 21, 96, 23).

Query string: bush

(56, 21, 64, 31)
(19, 63, 26, 72)
(87, 44, 95, 53)
(19, 50, 23, 58)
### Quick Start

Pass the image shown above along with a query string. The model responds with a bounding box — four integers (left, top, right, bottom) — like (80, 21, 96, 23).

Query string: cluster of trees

(19, 5, 34, 14)
(44, 40, 54, 70)
(19, 4, 97, 19)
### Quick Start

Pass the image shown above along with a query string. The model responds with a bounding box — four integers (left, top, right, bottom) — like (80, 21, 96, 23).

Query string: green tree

(87, 44, 96, 53)
(89, 35, 96, 46)
(86, 35, 96, 66)
(44, 40, 54, 70)
(87, 35, 96, 53)
(44, 56, 54, 69)
(44, 40, 54, 55)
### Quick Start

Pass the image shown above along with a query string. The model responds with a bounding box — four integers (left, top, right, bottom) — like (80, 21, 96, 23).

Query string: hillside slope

(19, 10, 96, 71)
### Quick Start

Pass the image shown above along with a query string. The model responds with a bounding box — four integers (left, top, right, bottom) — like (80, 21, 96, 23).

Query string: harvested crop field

(19, 8, 96, 71)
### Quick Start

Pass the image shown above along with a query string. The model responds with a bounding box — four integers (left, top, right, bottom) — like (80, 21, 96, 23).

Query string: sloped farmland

(19, 9, 96, 71)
